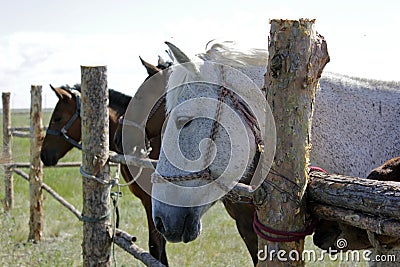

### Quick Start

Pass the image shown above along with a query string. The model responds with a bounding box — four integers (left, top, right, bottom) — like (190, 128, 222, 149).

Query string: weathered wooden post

(256, 19, 329, 266)
(80, 66, 112, 266)
(2, 92, 13, 211)
(28, 85, 44, 242)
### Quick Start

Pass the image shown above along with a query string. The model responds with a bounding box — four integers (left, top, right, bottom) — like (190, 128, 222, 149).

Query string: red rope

(253, 165, 326, 242)
(308, 166, 328, 174)
(253, 212, 319, 242)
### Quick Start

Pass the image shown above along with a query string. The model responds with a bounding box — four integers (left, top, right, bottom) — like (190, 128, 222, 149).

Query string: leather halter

(118, 115, 145, 131)
(151, 86, 264, 202)
(117, 94, 167, 155)
(118, 91, 167, 130)
(45, 90, 82, 150)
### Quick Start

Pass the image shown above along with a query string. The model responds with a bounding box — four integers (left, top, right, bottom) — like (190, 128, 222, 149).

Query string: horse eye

(182, 120, 193, 129)
(176, 116, 193, 129)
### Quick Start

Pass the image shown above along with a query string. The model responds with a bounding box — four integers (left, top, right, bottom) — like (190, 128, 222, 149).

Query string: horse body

(144, 42, 400, 265)
(311, 73, 400, 177)
(310, 75, 400, 265)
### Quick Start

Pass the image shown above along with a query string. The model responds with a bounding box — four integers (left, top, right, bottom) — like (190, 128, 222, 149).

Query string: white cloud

(0, 32, 166, 108)
(1, 9, 400, 109)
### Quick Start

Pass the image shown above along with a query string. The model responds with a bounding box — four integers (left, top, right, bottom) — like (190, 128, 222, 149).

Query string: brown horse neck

(109, 109, 120, 152)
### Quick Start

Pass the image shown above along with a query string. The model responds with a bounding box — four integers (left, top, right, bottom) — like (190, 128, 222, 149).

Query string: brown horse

(40, 57, 172, 266)
(313, 156, 400, 253)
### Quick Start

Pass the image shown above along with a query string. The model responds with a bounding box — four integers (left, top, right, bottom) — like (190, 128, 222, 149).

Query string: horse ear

(165, 42, 191, 64)
(158, 55, 166, 66)
(165, 41, 200, 76)
(50, 84, 72, 100)
(139, 56, 160, 77)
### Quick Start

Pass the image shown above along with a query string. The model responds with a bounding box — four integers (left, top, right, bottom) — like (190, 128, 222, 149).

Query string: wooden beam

(13, 168, 82, 220)
(309, 202, 400, 237)
(257, 19, 329, 266)
(113, 229, 166, 267)
(308, 171, 400, 220)
(81, 66, 112, 267)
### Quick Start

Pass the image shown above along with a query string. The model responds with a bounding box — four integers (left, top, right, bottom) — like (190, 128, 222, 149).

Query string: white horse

(312, 72, 400, 178)
(150, 41, 272, 246)
(126, 41, 400, 264)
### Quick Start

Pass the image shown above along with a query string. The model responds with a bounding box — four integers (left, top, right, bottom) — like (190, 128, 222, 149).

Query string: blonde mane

(165, 41, 269, 113)
(197, 40, 269, 67)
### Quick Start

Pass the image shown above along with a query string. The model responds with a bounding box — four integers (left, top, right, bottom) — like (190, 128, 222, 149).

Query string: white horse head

(151, 41, 275, 243)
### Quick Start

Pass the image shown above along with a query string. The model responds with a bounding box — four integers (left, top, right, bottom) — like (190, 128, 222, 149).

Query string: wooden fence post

(81, 66, 112, 266)
(28, 85, 44, 242)
(256, 19, 329, 266)
(2, 92, 13, 211)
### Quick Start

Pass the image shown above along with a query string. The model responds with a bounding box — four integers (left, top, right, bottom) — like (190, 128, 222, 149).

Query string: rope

(110, 169, 122, 267)
(151, 169, 212, 183)
(79, 161, 144, 226)
(110, 163, 123, 229)
(253, 166, 328, 242)
(80, 163, 143, 188)
(80, 163, 129, 266)
(308, 166, 328, 174)
(80, 212, 111, 223)
(253, 212, 319, 242)
(80, 166, 116, 186)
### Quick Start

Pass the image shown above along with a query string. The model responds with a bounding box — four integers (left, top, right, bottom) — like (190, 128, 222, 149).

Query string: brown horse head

(41, 85, 82, 166)
(41, 84, 131, 166)
(114, 56, 170, 155)
(367, 156, 400, 182)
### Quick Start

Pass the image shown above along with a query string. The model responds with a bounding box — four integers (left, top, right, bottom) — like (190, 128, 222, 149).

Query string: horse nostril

(154, 216, 165, 234)
(40, 151, 58, 166)
(40, 152, 51, 166)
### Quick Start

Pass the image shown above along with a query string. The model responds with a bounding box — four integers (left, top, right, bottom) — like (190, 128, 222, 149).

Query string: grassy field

(0, 111, 369, 266)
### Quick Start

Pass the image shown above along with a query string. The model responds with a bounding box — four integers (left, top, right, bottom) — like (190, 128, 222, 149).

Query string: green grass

(0, 111, 369, 266)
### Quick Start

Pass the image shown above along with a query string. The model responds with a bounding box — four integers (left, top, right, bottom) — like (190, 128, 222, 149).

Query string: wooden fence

(2, 90, 81, 215)
(2, 19, 400, 267)
(1, 87, 164, 266)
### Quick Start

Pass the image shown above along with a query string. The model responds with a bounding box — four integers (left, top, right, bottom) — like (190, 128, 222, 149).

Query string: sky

(1, 0, 399, 108)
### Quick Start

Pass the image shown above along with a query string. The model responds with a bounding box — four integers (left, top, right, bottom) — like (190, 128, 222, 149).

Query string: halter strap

(118, 115, 145, 131)
(46, 90, 82, 150)
(151, 86, 264, 204)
